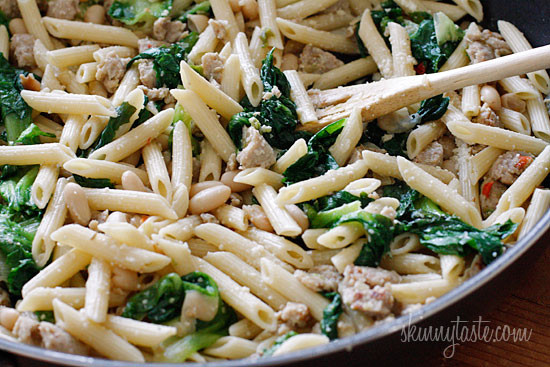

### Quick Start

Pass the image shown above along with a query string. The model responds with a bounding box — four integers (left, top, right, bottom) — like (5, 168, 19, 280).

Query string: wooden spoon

(309, 44, 550, 127)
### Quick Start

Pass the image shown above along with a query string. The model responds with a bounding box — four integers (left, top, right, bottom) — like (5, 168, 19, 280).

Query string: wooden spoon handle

(427, 44, 550, 93)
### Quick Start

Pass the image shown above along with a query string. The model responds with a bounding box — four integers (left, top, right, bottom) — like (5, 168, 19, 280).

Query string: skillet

(1, 0, 549, 365)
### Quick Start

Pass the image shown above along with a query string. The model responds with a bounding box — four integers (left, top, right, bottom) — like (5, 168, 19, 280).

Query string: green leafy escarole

(108, 0, 202, 31)
(228, 49, 311, 152)
(122, 272, 236, 362)
(126, 32, 199, 89)
(0, 57, 47, 297)
(0, 167, 42, 296)
(410, 12, 464, 73)
(0, 53, 33, 143)
(303, 182, 516, 268)
(321, 292, 342, 340)
(385, 183, 516, 264)
(361, 94, 450, 157)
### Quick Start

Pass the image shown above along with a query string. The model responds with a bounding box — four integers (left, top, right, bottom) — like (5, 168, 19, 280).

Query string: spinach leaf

(157, 272, 237, 362)
(0, 166, 39, 214)
(127, 32, 199, 89)
(91, 102, 136, 151)
(0, 163, 42, 297)
(371, 0, 405, 36)
(361, 123, 410, 157)
(283, 118, 346, 184)
(35, 310, 55, 323)
(108, 0, 173, 32)
(359, 95, 448, 156)
(122, 271, 231, 326)
(397, 196, 514, 264)
(383, 181, 419, 217)
(321, 292, 342, 340)
(411, 94, 450, 124)
(260, 48, 291, 96)
(410, 19, 462, 73)
(307, 201, 362, 229)
(0, 165, 42, 298)
(336, 211, 395, 267)
(0, 56, 32, 142)
(262, 331, 297, 357)
(433, 12, 464, 45)
(73, 175, 115, 189)
(0, 211, 41, 295)
(181, 271, 218, 299)
(131, 106, 154, 129)
(122, 273, 185, 323)
(177, 1, 212, 23)
(387, 183, 516, 264)
(305, 190, 373, 213)
(227, 49, 310, 150)
(302, 190, 373, 229)
(15, 124, 55, 145)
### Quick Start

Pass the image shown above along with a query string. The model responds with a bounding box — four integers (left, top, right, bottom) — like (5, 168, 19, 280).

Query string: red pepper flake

(515, 155, 532, 170)
(482, 181, 494, 198)
(415, 62, 426, 75)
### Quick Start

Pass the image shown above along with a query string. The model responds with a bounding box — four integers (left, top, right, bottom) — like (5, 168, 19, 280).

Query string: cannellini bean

(285, 204, 309, 232)
(189, 185, 231, 214)
(0, 308, 19, 331)
(501, 93, 526, 113)
(106, 211, 129, 223)
(111, 267, 139, 291)
(121, 170, 148, 192)
(189, 181, 224, 197)
(244, 204, 273, 232)
(63, 182, 91, 226)
(281, 53, 299, 71)
(221, 171, 252, 192)
(9, 19, 27, 34)
(480, 85, 501, 111)
(88, 81, 108, 98)
(84, 5, 106, 24)
(240, 0, 259, 20)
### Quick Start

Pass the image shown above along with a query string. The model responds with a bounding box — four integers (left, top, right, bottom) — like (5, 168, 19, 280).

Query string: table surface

(423, 236, 550, 367)
(2, 240, 549, 367)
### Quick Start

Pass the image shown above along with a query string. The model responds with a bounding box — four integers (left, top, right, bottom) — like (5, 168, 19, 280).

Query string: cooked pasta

(0, 0, 548, 363)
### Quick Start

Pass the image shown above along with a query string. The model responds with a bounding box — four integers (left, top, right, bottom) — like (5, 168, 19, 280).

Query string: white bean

(84, 5, 106, 24)
(63, 182, 91, 226)
(281, 53, 299, 71)
(8, 19, 27, 34)
(121, 170, 148, 192)
(240, 0, 259, 20)
(106, 211, 129, 223)
(221, 171, 252, 192)
(189, 181, 224, 197)
(189, 185, 231, 214)
(0, 308, 19, 331)
(111, 267, 138, 291)
(480, 85, 501, 111)
(244, 204, 274, 232)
